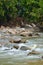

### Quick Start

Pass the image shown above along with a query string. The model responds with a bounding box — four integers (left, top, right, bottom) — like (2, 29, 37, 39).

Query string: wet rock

(20, 33, 26, 37)
(31, 23, 36, 27)
(13, 45, 19, 49)
(20, 31, 33, 37)
(7, 29, 16, 34)
(28, 33, 32, 36)
(16, 27, 25, 31)
(15, 27, 25, 34)
(10, 38, 26, 43)
(21, 28, 25, 32)
(32, 33, 40, 37)
(25, 24, 32, 28)
(14, 38, 21, 43)
(42, 56, 43, 59)
(9, 39, 14, 43)
(27, 50, 40, 55)
(20, 46, 31, 51)
(21, 39, 26, 43)
(9, 38, 21, 43)
(31, 23, 40, 32)
(35, 33, 40, 36)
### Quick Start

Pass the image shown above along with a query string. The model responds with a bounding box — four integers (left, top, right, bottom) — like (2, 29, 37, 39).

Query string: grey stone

(20, 46, 31, 51)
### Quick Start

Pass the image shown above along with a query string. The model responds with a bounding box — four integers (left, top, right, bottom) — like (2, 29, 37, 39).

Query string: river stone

(42, 56, 43, 59)
(31, 23, 36, 27)
(27, 50, 40, 55)
(25, 24, 32, 28)
(35, 33, 40, 36)
(20, 46, 31, 51)
(20, 31, 33, 37)
(21, 32, 29, 35)
(1, 26, 5, 30)
(21, 39, 26, 43)
(7, 29, 16, 34)
(32, 33, 40, 37)
(9, 38, 21, 43)
(13, 45, 19, 49)
(28, 33, 32, 36)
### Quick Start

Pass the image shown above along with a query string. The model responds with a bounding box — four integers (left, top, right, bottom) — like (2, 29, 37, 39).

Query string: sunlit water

(0, 32, 43, 65)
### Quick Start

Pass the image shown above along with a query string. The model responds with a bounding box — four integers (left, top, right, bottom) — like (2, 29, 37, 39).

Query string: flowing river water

(0, 31, 43, 65)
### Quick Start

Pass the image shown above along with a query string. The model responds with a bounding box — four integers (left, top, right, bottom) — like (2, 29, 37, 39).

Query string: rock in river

(13, 45, 19, 49)
(27, 50, 40, 55)
(9, 38, 21, 43)
(42, 56, 43, 59)
(20, 31, 33, 37)
(28, 33, 32, 36)
(20, 46, 31, 51)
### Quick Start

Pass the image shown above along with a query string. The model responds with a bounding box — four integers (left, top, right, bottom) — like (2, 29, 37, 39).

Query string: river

(0, 31, 43, 65)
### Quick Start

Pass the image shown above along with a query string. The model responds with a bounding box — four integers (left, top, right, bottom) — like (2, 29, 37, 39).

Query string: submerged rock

(28, 33, 32, 36)
(21, 39, 26, 43)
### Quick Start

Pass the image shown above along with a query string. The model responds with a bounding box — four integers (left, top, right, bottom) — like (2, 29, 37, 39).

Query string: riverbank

(0, 25, 40, 46)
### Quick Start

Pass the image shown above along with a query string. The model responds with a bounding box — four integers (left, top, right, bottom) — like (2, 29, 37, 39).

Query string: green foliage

(0, 0, 17, 22)
(0, 0, 43, 23)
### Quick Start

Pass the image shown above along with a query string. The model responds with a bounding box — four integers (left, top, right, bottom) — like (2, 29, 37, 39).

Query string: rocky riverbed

(0, 26, 43, 65)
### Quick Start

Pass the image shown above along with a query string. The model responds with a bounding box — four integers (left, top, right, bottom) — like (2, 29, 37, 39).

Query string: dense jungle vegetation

(0, 0, 43, 26)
